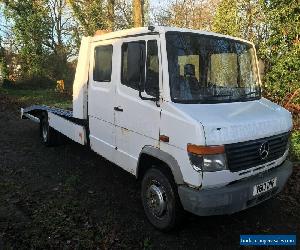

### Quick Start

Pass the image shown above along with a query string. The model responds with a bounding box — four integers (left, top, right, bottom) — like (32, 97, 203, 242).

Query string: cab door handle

(114, 106, 123, 112)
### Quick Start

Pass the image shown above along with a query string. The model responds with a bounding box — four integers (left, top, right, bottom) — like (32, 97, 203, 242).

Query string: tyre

(141, 167, 184, 231)
(40, 114, 60, 146)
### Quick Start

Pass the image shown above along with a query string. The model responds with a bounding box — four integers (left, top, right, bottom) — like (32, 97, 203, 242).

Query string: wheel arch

(136, 146, 184, 185)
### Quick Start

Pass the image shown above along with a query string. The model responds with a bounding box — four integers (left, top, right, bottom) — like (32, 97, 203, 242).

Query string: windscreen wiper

(240, 91, 258, 99)
(241, 91, 257, 96)
(210, 93, 232, 97)
(203, 94, 233, 102)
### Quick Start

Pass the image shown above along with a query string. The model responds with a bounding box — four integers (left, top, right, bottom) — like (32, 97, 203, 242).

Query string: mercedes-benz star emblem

(259, 141, 270, 160)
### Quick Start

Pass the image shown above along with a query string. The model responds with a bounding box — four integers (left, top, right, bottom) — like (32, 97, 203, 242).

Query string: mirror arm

(138, 85, 158, 101)
(155, 97, 160, 107)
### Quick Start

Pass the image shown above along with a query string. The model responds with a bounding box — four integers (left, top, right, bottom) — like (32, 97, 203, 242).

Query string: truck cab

(22, 26, 293, 231)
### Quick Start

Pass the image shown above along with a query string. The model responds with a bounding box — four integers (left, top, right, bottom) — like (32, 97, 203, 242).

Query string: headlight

(187, 144, 227, 172)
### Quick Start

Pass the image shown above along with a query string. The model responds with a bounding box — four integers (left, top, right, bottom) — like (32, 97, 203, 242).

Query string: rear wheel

(40, 114, 60, 146)
(141, 167, 184, 231)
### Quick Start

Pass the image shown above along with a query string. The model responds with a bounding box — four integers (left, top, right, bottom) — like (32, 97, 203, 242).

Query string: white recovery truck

(21, 26, 293, 231)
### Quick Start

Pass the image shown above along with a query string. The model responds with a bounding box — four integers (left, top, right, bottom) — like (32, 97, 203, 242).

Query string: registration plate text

(253, 177, 277, 196)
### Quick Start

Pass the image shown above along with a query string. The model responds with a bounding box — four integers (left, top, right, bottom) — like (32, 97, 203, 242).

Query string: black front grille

(225, 132, 290, 172)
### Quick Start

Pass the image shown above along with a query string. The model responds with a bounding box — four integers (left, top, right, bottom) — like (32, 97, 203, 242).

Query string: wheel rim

(42, 121, 48, 142)
(146, 182, 167, 218)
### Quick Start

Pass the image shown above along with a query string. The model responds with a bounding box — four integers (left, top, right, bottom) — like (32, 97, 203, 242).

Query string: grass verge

(0, 87, 72, 109)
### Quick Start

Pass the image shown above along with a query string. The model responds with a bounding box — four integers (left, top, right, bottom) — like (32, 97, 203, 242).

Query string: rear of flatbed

(21, 105, 87, 145)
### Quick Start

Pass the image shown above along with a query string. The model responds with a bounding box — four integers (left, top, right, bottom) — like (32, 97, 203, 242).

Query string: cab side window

(93, 45, 113, 82)
(121, 41, 146, 90)
(121, 40, 159, 96)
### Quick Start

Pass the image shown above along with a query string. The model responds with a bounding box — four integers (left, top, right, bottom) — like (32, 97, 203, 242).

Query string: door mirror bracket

(138, 84, 159, 102)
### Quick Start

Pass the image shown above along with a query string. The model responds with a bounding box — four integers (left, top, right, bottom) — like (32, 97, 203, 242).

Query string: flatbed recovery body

(20, 26, 293, 231)
(21, 105, 87, 145)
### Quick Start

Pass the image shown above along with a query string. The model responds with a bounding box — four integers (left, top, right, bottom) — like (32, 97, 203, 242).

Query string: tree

(153, 0, 219, 31)
(212, 0, 240, 36)
(2, 0, 52, 79)
(0, 37, 9, 85)
(237, 0, 268, 47)
(114, 0, 133, 29)
(68, 0, 108, 35)
(263, 0, 300, 103)
(1, 0, 78, 84)
(132, 0, 142, 27)
(107, 0, 115, 30)
(68, 0, 136, 34)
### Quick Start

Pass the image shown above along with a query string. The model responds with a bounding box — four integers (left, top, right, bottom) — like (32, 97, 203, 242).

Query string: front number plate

(253, 177, 277, 196)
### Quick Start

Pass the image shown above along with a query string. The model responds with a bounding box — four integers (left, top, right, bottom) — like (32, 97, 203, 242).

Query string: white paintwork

(21, 108, 40, 123)
(73, 36, 92, 119)
(88, 38, 117, 164)
(159, 101, 205, 186)
(44, 26, 292, 190)
(173, 98, 293, 146)
(114, 35, 162, 175)
(48, 113, 86, 145)
(91, 26, 253, 49)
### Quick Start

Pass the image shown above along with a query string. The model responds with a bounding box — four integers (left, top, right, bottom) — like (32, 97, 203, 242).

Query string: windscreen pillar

(73, 36, 92, 120)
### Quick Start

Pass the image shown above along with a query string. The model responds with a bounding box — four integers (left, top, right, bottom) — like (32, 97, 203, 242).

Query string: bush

(291, 131, 300, 161)
(263, 49, 300, 105)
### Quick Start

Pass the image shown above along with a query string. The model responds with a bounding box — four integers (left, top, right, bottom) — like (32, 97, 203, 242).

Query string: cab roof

(92, 26, 252, 45)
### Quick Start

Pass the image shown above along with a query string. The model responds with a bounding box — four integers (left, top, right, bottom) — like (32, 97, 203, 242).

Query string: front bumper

(178, 160, 293, 216)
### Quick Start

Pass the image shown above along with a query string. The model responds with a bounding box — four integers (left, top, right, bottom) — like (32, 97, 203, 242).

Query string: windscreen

(166, 32, 261, 103)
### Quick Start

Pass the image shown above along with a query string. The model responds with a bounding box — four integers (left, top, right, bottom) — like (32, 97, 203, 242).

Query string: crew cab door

(114, 35, 162, 173)
(88, 41, 116, 161)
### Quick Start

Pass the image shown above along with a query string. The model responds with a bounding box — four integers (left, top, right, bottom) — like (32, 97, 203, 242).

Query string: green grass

(0, 87, 72, 109)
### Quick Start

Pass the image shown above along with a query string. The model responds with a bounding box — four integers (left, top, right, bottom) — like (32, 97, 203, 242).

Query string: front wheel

(141, 168, 184, 231)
